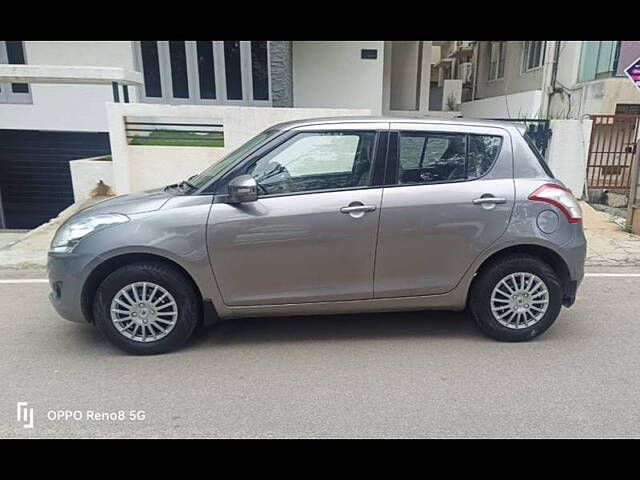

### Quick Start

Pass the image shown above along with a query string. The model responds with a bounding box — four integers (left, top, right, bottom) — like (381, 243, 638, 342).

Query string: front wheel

(469, 254, 563, 342)
(94, 261, 200, 355)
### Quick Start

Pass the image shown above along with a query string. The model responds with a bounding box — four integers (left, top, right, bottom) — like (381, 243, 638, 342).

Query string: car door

(207, 123, 388, 306)
(374, 123, 515, 298)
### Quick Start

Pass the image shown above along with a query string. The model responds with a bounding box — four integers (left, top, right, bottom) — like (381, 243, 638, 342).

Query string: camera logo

(17, 402, 34, 429)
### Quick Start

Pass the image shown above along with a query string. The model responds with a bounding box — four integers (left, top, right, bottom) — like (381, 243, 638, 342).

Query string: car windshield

(186, 129, 280, 191)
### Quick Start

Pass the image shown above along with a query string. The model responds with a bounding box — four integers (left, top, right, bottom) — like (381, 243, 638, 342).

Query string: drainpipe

(471, 41, 480, 101)
(542, 41, 561, 118)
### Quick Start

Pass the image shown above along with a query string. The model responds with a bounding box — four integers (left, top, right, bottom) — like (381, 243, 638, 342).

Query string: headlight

(50, 214, 129, 253)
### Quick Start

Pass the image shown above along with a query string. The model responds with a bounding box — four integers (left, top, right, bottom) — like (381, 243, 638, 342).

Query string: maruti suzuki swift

(48, 117, 586, 354)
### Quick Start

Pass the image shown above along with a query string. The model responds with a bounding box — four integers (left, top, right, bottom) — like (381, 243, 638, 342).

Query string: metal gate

(587, 114, 640, 190)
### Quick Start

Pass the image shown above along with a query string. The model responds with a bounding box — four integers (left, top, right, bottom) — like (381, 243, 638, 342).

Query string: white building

(0, 40, 437, 228)
(445, 41, 640, 119)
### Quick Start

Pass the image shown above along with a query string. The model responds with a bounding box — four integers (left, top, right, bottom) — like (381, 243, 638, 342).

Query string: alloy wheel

(110, 282, 178, 342)
(490, 272, 550, 329)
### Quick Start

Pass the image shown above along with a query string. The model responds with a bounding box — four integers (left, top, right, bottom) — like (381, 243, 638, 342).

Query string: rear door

(374, 123, 515, 298)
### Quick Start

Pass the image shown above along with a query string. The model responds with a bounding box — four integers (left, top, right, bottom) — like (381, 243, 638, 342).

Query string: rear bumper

(559, 225, 586, 307)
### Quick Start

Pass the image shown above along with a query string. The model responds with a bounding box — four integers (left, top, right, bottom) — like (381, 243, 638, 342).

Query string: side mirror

(227, 174, 258, 203)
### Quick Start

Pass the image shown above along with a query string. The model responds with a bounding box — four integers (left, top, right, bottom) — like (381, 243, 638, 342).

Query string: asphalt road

(1, 267, 640, 438)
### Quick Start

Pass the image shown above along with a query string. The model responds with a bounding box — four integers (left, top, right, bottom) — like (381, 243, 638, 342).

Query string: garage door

(0, 130, 110, 229)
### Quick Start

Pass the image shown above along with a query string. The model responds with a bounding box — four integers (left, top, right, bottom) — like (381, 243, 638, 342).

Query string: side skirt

(223, 289, 469, 319)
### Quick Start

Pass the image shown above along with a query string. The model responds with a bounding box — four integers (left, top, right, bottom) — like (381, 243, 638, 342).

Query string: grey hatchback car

(48, 117, 586, 354)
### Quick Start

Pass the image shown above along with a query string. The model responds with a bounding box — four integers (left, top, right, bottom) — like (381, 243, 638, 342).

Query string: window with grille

(136, 41, 271, 106)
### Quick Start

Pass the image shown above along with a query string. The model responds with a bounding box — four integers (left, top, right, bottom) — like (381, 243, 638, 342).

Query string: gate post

(0, 187, 5, 229)
(627, 140, 640, 234)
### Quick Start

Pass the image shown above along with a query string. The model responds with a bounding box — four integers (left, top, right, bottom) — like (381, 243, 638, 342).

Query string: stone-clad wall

(269, 41, 293, 108)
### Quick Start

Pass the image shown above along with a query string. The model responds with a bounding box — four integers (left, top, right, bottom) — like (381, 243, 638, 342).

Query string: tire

(468, 254, 563, 342)
(94, 261, 200, 355)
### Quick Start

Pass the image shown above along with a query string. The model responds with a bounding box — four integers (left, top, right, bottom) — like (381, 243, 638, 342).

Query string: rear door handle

(340, 205, 377, 213)
(473, 197, 507, 205)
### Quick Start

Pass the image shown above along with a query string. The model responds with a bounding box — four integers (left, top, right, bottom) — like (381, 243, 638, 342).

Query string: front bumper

(47, 252, 96, 324)
(562, 280, 578, 307)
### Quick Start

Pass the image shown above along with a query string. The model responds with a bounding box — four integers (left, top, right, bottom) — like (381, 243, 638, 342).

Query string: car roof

(270, 116, 524, 132)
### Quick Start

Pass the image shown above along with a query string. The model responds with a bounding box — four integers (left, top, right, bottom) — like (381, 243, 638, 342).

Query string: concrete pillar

(106, 102, 131, 195)
(383, 41, 432, 114)
(539, 40, 559, 118)
(381, 41, 392, 115)
(418, 41, 432, 114)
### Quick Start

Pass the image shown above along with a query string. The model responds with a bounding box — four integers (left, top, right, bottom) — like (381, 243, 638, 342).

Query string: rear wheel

(94, 261, 200, 355)
(469, 254, 563, 342)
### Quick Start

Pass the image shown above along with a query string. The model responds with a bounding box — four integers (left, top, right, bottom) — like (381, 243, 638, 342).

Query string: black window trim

(522, 131, 554, 178)
(212, 129, 389, 202)
(383, 130, 504, 187)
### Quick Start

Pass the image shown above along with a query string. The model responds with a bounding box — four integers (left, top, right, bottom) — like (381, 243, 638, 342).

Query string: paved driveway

(1, 268, 639, 438)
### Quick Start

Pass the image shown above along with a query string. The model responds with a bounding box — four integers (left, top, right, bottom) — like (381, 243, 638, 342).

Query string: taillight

(528, 183, 582, 224)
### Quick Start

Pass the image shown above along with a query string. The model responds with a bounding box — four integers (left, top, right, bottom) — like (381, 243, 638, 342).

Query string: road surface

(1, 267, 639, 438)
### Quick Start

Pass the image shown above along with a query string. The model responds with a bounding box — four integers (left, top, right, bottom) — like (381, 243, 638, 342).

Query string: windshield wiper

(163, 179, 196, 195)
(177, 180, 197, 191)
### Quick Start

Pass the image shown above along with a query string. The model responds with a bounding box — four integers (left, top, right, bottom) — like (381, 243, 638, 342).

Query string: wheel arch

(81, 252, 204, 324)
(468, 244, 572, 304)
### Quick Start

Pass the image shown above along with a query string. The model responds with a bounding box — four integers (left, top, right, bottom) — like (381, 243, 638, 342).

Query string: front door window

(246, 131, 377, 196)
(397, 131, 502, 184)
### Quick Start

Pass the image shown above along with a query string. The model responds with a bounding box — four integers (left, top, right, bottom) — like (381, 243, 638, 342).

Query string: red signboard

(625, 56, 640, 89)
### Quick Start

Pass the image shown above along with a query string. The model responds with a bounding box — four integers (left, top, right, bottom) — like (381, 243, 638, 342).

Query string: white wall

(292, 41, 384, 115)
(546, 119, 592, 197)
(459, 90, 543, 119)
(128, 146, 226, 192)
(583, 77, 640, 115)
(70, 157, 115, 201)
(0, 41, 136, 132)
(106, 103, 372, 195)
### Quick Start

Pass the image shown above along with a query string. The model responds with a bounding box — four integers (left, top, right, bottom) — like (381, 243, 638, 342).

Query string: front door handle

(340, 205, 377, 214)
(473, 196, 507, 205)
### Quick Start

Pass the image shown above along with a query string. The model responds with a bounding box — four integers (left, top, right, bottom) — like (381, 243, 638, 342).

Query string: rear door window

(468, 135, 503, 180)
(399, 132, 466, 184)
(397, 131, 502, 185)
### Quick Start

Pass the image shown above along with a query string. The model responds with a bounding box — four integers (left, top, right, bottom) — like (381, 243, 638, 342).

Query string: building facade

(0, 40, 435, 228)
(448, 41, 640, 119)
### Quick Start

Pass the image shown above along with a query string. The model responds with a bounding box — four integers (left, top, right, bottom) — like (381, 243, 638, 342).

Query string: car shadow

(187, 309, 484, 349)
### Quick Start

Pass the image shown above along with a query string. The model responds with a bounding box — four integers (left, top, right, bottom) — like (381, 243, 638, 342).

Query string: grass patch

(129, 130, 224, 147)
